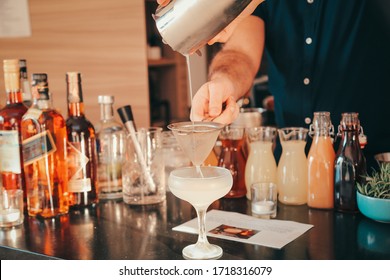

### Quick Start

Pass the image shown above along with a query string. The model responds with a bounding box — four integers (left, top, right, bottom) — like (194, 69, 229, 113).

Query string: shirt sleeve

(252, 1, 268, 21)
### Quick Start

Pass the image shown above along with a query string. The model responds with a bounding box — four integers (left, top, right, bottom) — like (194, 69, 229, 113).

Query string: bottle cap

(98, 95, 114, 104)
(3, 59, 20, 92)
(66, 72, 81, 83)
(32, 73, 49, 100)
(32, 73, 48, 84)
(309, 111, 334, 137)
(19, 59, 27, 69)
(117, 105, 134, 124)
(3, 59, 19, 74)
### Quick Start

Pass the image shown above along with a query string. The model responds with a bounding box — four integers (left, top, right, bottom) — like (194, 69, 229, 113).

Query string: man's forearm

(208, 48, 258, 101)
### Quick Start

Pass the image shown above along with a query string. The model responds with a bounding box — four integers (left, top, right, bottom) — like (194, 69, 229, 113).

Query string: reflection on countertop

(1, 193, 390, 260)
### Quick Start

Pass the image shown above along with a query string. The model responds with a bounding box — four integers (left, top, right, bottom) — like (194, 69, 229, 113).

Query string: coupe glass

(168, 166, 232, 259)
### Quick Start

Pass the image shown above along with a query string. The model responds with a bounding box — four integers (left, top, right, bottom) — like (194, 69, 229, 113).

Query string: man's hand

(157, 0, 170, 6)
(190, 77, 240, 124)
(191, 15, 265, 125)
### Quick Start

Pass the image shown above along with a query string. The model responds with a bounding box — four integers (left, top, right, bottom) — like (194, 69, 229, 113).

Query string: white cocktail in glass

(168, 166, 232, 259)
(168, 121, 232, 259)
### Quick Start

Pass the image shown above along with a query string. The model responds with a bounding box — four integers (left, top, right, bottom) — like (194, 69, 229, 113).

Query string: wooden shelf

(148, 58, 176, 67)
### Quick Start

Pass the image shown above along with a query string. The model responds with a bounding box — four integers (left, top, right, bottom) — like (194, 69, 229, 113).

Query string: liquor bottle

(21, 73, 69, 218)
(0, 59, 28, 194)
(19, 59, 32, 107)
(65, 72, 98, 208)
(334, 112, 367, 213)
(95, 95, 126, 200)
(307, 111, 335, 209)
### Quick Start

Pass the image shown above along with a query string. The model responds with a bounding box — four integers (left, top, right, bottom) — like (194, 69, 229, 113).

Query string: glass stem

(195, 206, 209, 245)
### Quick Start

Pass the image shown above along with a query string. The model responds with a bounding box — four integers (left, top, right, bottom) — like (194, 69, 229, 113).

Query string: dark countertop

(1, 192, 389, 260)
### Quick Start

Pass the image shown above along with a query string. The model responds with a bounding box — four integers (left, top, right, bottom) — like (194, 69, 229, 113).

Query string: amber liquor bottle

(65, 72, 98, 208)
(0, 59, 28, 194)
(21, 73, 69, 218)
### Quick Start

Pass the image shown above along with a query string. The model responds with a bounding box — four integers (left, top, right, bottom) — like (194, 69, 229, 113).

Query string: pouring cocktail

(168, 121, 223, 168)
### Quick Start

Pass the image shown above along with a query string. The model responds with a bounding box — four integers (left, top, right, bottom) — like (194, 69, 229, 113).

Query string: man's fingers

(157, 0, 170, 6)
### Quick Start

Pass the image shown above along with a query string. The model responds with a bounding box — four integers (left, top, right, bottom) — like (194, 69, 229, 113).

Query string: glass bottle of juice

(334, 112, 367, 213)
(218, 125, 247, 198)
(21, 73, 69, 218)
(65, 72, 98, 208)
(277, 127, 308, 205)
(244, 126, 277, 200)
(307, 112, 335, 209)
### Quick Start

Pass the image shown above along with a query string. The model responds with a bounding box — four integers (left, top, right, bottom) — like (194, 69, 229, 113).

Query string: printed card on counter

(173, 210, 314, 249)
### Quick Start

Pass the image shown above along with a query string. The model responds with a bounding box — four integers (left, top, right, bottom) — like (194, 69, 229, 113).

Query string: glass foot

(182, 242, 223, 260)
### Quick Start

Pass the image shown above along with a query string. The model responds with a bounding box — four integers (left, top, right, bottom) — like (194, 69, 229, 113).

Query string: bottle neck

(311, 126, 334, 138)
(68, 102, 85, 117)
(99, 103, 114, 121)
(340, 129, 360, 146)
(6, 91, 24, 104)
(338, 118, 361, 146)
(310, 112, 334, 137)
(32, 80, 51, 110)
(4, 71, 23, 104)
(66, 74, 84, 117)
(21, 76, 32, 103)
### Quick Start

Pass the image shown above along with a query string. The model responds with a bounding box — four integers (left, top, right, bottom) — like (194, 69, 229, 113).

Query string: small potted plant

(357, 163, 390, 223)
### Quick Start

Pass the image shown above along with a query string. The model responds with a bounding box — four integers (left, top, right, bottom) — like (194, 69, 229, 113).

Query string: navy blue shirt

(254, 0, 390, 168)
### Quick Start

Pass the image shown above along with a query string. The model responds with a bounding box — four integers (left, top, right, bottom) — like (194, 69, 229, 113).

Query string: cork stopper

(66, 72, 83, 103)
(3, 59, 19, 73)
(66, 72, 81, 83)
(3, 59, 20, 92)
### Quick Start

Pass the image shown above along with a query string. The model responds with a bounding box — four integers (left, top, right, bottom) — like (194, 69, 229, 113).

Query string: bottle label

(68, 178, 92, 193)
(22, 130, 57, 165)
(67, 142, 91, 192)
(23, 108, 42, 121)
(0, 130, 21, 173)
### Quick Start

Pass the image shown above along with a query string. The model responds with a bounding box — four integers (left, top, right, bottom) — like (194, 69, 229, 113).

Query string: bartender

(158, 0, 390, 170)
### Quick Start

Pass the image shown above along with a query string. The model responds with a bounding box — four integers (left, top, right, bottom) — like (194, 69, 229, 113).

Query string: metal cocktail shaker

(154, 0, 252, 55)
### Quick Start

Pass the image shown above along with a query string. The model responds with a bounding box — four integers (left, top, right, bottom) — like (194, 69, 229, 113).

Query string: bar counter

(1, 192, 389, 260)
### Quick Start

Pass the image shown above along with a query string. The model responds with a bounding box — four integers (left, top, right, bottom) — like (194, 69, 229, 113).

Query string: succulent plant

(357, 163, 390, 199)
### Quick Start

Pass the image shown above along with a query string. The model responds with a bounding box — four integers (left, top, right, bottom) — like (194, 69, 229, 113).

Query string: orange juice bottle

(307, 112, 335, 209)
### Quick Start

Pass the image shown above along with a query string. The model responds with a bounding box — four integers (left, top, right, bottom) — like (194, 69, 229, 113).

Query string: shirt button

(305, 37, 312, 45)
(303, 78, 310, 85)
(307, 0, 314, 4)
(305, 117, 312, 124)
